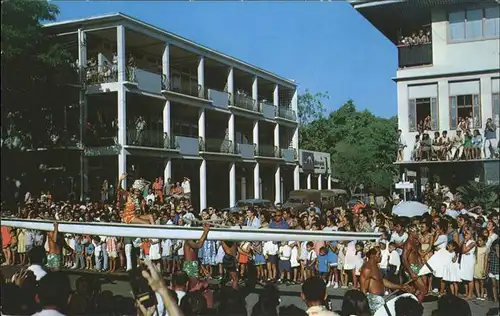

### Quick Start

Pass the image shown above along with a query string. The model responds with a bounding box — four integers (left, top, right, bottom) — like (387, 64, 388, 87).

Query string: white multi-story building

(350, 0, 500, 186)
(44, 13, 301, 209)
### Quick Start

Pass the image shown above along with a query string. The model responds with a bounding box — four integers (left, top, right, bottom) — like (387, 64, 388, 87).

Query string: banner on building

(299, 149, 332, 175)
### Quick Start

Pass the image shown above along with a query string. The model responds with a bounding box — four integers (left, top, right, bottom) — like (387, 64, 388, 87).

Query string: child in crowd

(73, 236, 85, 269)
(263, 240, 278, 281)
(289, 241, 300, 284)
(149, 238, 161, 270)
(327, 241, 338, 288)
(337, 240, 347, 288)
(317, 246, 330, 284)
(106, 236, 118, 273)
(253, 242, 266, 284)
(443, 241, 460, 295)
(278, 241, 292, 284)
(354, 242, 365, 288)
(474, 235, 488, 300)
(486, 241, 499, 302)
(305, 241, 317, 280)
(161, 238, 173, 274)
(85, 238, 95, 270)
(140, 239, 152, 261)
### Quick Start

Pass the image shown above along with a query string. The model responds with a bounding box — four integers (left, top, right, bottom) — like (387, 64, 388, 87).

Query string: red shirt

(1, 226, 12, 248)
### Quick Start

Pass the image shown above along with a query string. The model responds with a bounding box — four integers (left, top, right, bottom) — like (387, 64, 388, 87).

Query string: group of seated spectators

(83, 53, 136, 84)
(398, 29, 432, 46)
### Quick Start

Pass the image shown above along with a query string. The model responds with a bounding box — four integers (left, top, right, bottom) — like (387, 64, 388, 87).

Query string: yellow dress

(473, 246, 487, 279)
(17, 229, 26, 253)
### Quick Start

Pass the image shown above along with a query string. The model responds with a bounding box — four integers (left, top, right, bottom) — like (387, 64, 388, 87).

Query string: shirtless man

(360, 247, 410, 315)
(221, 240, 239, 289)
(402, 225, 429, 302)
(182, 224, 210, 279)
(47, 222, 72, 271)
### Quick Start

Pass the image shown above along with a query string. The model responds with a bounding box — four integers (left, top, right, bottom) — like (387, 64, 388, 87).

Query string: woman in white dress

(215, 241, 225, 278)
(442, 241, 461, 295)
(344, 240, 357, 287)
(459, 230, 476, 300)
(149, 238, 162, 270)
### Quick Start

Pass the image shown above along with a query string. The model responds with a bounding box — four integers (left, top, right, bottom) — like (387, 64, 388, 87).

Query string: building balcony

(126, 130, 177, 149)
(236, 143, 255, 159)
(398, 43, 432, 68)
(231, 93, 260, 113)
(207, 89, 230, 109)
(281, 148, 296, 162)
(260, 102, 276, 120)
(161, 76, 203, 99)
(200, 137, 235, 154)
(256, 144, 280, 158)
(276, 106, 297, 121)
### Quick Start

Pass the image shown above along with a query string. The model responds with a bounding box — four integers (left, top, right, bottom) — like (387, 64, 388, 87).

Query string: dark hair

(180, 291, 207, 316)
(217, 286, 247, 316)
(395, 297, 423, 316)
(172, 271, 188, 287)
(302, 277, 326, 303)
(28, 246, 46, 265)
(251, 283, 280, 316)
(341, 290, 370, 316)
(37, 271, 72, 310)
(435, 293, 471, 316)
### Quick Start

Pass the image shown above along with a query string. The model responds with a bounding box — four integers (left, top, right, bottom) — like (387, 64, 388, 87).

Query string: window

(408, 97, 438, 132)
(448, 6, 500, 41)
(493, 93, 500, 126)
(449, 94, 481, 129)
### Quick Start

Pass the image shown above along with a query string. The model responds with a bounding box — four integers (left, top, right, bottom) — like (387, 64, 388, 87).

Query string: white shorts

(489, 273, 500, 280)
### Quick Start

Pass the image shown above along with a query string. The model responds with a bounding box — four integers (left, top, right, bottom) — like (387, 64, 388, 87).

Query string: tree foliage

(299, 95, 398, 193)
(1, 0, 77, 151)
(456, 181, 499, 211)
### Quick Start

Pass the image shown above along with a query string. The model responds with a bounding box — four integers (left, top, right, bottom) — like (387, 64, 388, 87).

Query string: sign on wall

(299, 149, 332, 175)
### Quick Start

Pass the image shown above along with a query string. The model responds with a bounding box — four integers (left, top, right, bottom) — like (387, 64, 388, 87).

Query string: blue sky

(54, 1, 397, 118)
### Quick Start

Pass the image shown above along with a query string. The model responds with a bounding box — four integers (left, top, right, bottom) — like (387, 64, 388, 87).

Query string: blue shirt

(328, 242, 338, 264)
(318, 254, 329, 273)
(75, 242, 83, 254)
(269, 219, 289, 229)
(85, 243, 95, 255)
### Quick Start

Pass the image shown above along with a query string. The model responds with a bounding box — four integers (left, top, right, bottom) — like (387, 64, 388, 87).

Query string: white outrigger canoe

(1, 218, 381, 242)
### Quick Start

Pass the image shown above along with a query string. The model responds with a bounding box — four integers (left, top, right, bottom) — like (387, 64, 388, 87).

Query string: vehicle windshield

(287, 197, 304, 203)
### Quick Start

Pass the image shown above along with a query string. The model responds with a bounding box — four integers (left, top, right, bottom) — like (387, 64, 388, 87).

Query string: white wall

(397, 8, 500, 79)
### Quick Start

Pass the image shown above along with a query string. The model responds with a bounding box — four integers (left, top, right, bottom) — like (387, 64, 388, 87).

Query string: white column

(291, 89, 298, 114)
(294, 165, 300, 190)
(164, 159, 172, 183)
(228, 114, 235, 143)
(77, 28, 87, 146)
(241, 177, 247, 200)
(317, 174, 323, 190)
(254, 163, 260, 199)
(80, 156, 88, 202)
(117, 25, 126, 82)
(199, 159, 207, 210)
(327, 175, 332, 190)
(162, 43, 170, 89)
(292, 126, 299, 152)
(227, 67, 234, 104)
(77, 29, 87, 69)
(274, 166, 281, 204)
(274, 123, 280, 154)
(163, 101, 171, 138)
(198, 56, 205, 97)
(229, 162, 236, 207)
(253, 120, 259, 150)
(306, 174, 312, 189)
(118, 85, 127, 189)
(198, 109, 206, 141)
(252, 76, 258, 101)
(273, 84, 279, 106)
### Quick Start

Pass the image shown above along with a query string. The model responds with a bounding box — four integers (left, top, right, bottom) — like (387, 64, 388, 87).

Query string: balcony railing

(84, 65, 136, 85)
(161, 76, 203, 98)
(281, 148, 296, 162)
(232, 93, 260, 113)
(256, 144, 280, 158)
(398, 43, 433, 68)
(200, 137, 234, 154)
(126, 130, 177, 149)
(276, 106, 297, 121)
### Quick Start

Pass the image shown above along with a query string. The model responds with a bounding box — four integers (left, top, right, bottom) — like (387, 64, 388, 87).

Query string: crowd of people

(396, 116, 498, 162)
(398, 29, 432, 46)
(1, 176, 499, 316)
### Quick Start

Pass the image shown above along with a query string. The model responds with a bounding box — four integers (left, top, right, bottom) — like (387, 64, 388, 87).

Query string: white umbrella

(392, 201, 429, 218)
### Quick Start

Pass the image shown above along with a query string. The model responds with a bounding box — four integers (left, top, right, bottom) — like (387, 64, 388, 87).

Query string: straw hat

(132, 179, 147, 191)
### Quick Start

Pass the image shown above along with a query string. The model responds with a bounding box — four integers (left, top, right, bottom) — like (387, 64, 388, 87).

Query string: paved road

(2, 266, 498, 316)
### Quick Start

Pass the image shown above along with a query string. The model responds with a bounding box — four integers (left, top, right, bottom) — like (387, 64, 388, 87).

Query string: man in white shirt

(301, 277, 340, 316)
(246, 209, 261, 228)
(181, 177, 191, 200)
(389, 222, 408, 256)
(27, 246, 48, 281)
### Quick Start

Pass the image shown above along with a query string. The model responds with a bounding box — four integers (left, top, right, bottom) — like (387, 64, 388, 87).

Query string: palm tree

(456, 181, 499, 211)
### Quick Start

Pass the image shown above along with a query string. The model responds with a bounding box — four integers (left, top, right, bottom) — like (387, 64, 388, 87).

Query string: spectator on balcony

(458, 117, 468, 133)
(182, 177, 191, 201)
(423, 115, 432, 131)
(112, 118, 119, 144)
(417, 29, 429, 44)
(411, 134, 421, 161)
(419, 133, 432, 161)
(164, 178, 173, 199)
(153, 177, 163, 203)
(112, 52, 118, 77)
(432, 132, 443, 160)
(484, 118, 498, 159)
(170, 183, 183, 200)
(101, 180, 109, 203)
(396, 129, 407, 162)
(450, 130, 464, 160)
(440, 131, 451, 160)
(102, 61, 112, 82)
(471, 129, 483, 160)
(127, 54, 136, 81)
(464, 130, 473, 160)
(134, 116, 146, 145)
